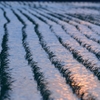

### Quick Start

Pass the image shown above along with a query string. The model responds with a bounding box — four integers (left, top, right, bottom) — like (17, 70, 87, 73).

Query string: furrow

(75, 24, 100, 44)
(0, 8, 6, 55)
(45, 12, 100, 44)
(0, 8, 12, 100)
(15, 8, 79, 100)
(39, 7, 100, 41)
(0, 8, 7, 99)
(12, 9, 52, 100)
(63, 14, 100, 36)
(41, 6, 100, 37)
(68, 14, 100, 26)
(61, 14, 100, 44)
(0, 2, 8, 8)
(4, 8, 42, 100)
(30, 8, 100, 80)
(20, 8, 100, 100)
(37, 8, 100, 60)
(63, 22, 100, 60)
(44, 4, 100, 26)
(4, 2, 12, 8)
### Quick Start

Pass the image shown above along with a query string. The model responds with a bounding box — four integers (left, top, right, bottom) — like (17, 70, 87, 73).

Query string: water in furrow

(4, 8, 42, 100)
(14, 8, 79, 100)
(20, 8, 100, 100)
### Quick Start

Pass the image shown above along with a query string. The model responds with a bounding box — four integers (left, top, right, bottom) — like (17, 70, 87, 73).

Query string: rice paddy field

(0, 1, 100, 100)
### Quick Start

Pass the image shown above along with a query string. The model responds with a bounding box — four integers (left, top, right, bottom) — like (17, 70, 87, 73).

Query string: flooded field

(0, 2, 100, 100)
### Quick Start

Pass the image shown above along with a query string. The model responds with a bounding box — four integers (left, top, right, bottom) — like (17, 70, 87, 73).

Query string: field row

(0, 2, 100, 100)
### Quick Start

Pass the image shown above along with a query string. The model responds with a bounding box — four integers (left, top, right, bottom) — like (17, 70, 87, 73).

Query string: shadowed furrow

(14, 8, 80, 100)
(68, 13, 100, 26)
(41, 7, 100, 42)
(39, 7, 100, 44)
(0, 8, 12, 100)
(30, 8, 100, 80)
(62, 13, 100, 36)
(73, 23, 100, 44)
(40, 3, 100, 27)
(59, 13, 100, 36)
(12, 9, 53, 100)
(19, 9, 100, 100)
(0, 9, 6, 52)
(40, 8, 100, 61)
(0, 2, 100, 100)
(4, 8, 42, 100)
(46, 12, 100, 44)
